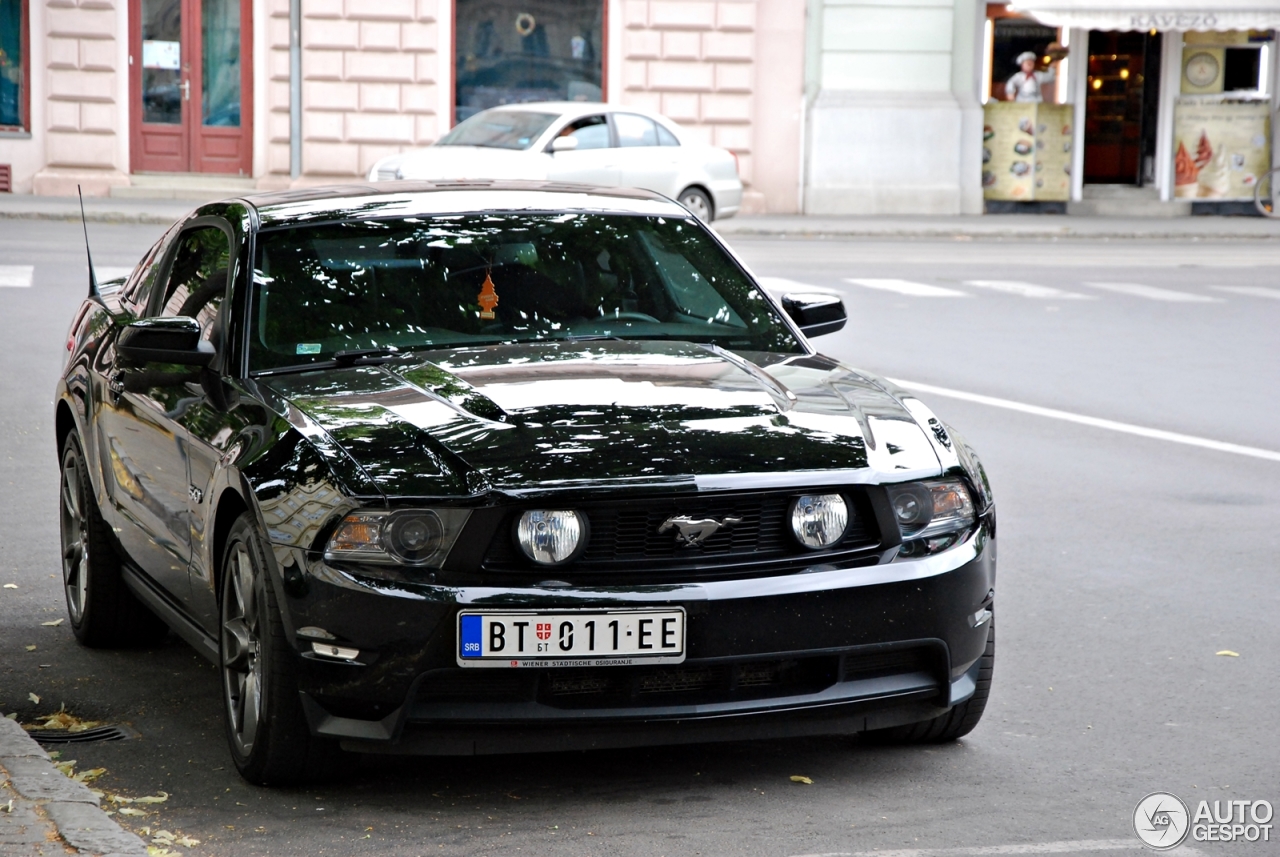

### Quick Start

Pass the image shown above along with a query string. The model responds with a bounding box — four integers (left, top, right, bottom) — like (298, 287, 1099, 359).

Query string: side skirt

(121, 563, 220, 664)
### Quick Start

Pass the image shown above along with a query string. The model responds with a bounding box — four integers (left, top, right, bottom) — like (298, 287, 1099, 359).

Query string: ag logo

(1134, 792, 1191, 850)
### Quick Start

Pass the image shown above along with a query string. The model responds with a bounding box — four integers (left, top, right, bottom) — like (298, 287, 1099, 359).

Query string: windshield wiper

(333, 347, 406, 367)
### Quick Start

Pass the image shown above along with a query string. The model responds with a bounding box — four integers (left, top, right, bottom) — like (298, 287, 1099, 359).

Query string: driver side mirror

(781, 293, 847, 338)
(117, 316, 215, 366)
(549, 135, 580, 154)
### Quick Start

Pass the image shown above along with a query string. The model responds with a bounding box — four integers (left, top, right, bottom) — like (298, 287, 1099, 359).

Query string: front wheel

(861, 617, 994, 744)
(677, 187, 714, 222)
(220, 514, 338, 785)
(59, 433, 167, 647)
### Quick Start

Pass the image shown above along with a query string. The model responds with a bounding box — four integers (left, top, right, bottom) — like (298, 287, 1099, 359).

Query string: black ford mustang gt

(55, 181, 995, 785)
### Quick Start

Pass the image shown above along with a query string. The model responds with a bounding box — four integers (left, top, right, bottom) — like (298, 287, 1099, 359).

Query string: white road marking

(964, 280, 1094, 300)
(891, 379, 1280, 463)
(0, 265, 34, 288)
(97, 266, 134, 282)
(845, 278, 970, 298)
(757, 276, 841, 296)
(789, 839, 1205, 857)
(1081, 281, 1220, 303)
(1211, 285, 1280, 300)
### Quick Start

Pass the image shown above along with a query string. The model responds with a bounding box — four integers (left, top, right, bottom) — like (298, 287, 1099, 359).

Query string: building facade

(0, 0, 1275, 215)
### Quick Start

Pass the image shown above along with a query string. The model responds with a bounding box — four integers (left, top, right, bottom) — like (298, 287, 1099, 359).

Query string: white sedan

(367, 102, 742, 221)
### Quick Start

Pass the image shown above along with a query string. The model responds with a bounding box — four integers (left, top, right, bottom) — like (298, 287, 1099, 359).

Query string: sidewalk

(4, 192, 1280, 239)
(0, 717, 146, 857)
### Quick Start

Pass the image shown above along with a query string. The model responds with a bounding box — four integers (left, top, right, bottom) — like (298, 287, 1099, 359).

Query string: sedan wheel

(219, 514, 339, 784)
(678, 187, 714, 222)
(58, 434, 167, 647)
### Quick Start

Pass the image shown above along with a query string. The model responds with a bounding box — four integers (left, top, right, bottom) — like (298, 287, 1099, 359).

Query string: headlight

(516, 510, 586, 565)
(789, 494, 848, 549)
(887, 479, 975, 545)
(325, 508, 470, 567)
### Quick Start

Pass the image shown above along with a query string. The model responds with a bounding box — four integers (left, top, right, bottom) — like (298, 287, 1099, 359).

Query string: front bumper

(272, 521, 995, 754)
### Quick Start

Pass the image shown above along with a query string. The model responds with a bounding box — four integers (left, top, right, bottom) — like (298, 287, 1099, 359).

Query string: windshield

(248, 213, 803, 372)
(434, 110, 557, 150)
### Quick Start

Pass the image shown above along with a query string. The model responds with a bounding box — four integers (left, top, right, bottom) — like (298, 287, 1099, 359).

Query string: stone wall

(31, 0, 128, 195)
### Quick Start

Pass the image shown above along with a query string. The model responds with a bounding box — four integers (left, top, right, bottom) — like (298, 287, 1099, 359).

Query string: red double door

(129, 0, 253, 174)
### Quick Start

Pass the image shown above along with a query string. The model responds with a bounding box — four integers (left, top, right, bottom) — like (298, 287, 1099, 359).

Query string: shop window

(0, 0, 28, 130)
(1223, 48, 1262, 92)
(986, 12, 1062, 104)
(455, 0, 604, 125)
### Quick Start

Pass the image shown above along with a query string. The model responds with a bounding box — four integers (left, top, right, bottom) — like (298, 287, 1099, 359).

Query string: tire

(220, 514, 339, 785)
(677, 187, 714, 222)
(861, 617, 994, 744)
(59, 433, 168, 648)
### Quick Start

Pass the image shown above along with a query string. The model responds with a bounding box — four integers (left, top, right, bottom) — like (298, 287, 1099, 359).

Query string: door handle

(108, 372, 125, 405)
(181, 79, 191, 102)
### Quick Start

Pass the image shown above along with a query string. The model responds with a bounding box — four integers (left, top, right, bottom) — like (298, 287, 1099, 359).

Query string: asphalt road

(1, 219, 1277, 857)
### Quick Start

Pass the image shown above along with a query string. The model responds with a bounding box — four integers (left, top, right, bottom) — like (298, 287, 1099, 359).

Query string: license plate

(456, 609, 686, 667)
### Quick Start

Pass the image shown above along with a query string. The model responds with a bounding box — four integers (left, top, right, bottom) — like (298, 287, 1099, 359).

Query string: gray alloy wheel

(678, 187, 714, 222)
(59, 448, 90, 625)
(58, 434, 167, 648)
(222, 539, 265, 759)
(861, 616, 994, 744)
(219, 514, 339, 784)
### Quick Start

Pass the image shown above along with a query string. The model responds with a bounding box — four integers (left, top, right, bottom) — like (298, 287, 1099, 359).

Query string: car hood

(395, 146, 546, 181)
(261, 341, 944, 498)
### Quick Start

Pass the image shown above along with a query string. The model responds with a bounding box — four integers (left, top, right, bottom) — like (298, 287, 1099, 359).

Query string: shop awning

(1009, 1, 1280, 32)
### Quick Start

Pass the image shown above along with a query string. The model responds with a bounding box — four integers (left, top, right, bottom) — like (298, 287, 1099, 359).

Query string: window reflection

(202, 0, 241, 127)
(141, 0, 182, 124)
(456, 0, 604, 124)
(0, 0, 22, 128)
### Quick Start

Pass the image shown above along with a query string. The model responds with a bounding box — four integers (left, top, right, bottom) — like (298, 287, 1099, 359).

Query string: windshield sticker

(478, 271, 499, 320)
(296, 343, 321, 355)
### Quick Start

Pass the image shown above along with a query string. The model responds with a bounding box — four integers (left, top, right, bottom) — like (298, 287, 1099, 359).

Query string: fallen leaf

(147, 848, 177, 857)
(27, 693, 39, 704)
(41, 619, 64, 627)
(790, 775, 814, 784)
(1216, 650, 1240, 657)
(53, 761, 76, 777)
(24, 645, 36, 652)
(73, 768, 107, 784)
(119, 807, 148, 817)
(4, 713, 16, 720)
(174, 836, 201, 847)
(3, 583, 17, 589)
(133, 792, 169, 805)
(152, 830, 175, 842)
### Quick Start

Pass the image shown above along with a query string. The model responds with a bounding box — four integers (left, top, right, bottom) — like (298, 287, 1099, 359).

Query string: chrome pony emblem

(658, 515, 743, 548)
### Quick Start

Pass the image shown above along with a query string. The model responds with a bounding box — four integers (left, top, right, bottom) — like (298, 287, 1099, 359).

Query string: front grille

(482, 488, 879, 574)
(411, 646, 942, 718)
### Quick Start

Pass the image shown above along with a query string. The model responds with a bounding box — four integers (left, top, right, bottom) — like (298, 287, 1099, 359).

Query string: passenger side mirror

(781, 293, 847, 338)
(550, 135, 580, 153)
(117, 317, 215, 366)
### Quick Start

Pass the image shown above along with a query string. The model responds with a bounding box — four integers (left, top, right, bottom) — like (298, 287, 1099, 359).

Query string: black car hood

(261, 341, 943, 498)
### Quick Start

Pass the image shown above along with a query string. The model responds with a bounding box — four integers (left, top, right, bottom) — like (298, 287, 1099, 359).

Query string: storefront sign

(1011, 6, 1280, 32)
(1173, 101, 1270, 200)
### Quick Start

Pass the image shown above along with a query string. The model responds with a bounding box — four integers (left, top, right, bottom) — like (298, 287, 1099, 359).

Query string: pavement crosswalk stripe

(756, 276, 839, 295)
(1210, 285, 1280, 300)
(844, 278, 969, 297)
(788, 839, 1206, 857)
(891, 378, 1280, 463)
(963, 280, 1094, 300)
(1080, 281, 1220, 303)
(0, 265, 34, 288)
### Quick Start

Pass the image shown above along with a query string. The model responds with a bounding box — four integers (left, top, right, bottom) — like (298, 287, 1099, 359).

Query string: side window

(119, 225, 179, 316)
(614, 113, 659, 148)
(556, 114, 610, 150)
(656, 123, 680, 147)
(161, 226, 231, 348)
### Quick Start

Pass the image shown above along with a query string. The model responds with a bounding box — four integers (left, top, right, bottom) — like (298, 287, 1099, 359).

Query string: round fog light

(790, 494, 848, 550)
(516, 510, 586, 565)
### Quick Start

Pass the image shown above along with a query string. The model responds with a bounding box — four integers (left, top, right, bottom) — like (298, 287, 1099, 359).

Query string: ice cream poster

(982, 102, 1072, 202)
(1173, 102, 1270, 200)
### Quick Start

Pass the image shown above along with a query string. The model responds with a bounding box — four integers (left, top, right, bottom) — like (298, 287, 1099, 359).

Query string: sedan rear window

(249, 214, 801, 371)
(436, 110, 557, 150)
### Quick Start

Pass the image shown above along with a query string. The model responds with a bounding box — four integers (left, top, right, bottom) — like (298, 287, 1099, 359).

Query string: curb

(0, 717, 147, 857)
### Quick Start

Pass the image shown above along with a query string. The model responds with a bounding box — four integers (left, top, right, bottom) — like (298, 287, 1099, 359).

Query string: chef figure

(1005, 51, 1056, 102)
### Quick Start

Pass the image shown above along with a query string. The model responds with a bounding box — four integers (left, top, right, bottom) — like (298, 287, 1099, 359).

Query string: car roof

(229, 180, 691, 229)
